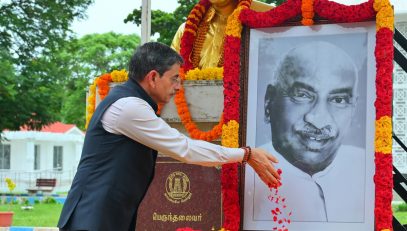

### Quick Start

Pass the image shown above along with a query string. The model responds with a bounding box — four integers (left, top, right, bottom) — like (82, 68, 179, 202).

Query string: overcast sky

(70, 0, 179, 37)
(70, 0, 407, 38)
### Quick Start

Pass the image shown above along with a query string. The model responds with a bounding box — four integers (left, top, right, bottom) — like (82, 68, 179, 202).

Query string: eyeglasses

(170, 76, 182, 85)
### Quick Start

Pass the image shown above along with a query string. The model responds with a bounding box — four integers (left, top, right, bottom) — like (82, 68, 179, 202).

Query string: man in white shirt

(253, 41, 365, 222)
(58, 42, 280, 231)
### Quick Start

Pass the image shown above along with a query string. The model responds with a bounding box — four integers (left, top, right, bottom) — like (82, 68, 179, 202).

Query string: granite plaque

(136, 157, 222, 231)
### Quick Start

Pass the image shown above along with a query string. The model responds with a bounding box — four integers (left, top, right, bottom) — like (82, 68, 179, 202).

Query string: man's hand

(247, 148, 280, 187)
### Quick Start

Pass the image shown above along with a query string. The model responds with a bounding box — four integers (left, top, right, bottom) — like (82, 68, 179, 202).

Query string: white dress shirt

(254, 142, 365, 222)
(101, 97, 244, 166)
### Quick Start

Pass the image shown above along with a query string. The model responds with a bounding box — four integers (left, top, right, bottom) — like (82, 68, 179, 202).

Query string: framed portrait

(241, 22, 376, 231)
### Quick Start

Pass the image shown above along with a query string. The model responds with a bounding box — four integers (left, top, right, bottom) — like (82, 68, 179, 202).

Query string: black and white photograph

(243, 22, 376, 231)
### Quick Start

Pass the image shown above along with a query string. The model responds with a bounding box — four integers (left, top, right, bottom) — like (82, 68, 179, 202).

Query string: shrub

(42, 196, 57, 204)
(396, 203, 407, 212)
(20, 198, 30, 205)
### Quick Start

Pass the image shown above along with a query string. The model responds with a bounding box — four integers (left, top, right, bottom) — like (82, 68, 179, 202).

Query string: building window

(0, 144, 10, 169)
(34, 145, 40, 170)
(53, 146, 63, 171)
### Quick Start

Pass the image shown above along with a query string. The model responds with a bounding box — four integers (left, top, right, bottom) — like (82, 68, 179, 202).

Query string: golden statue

(171, 0, 273, 69)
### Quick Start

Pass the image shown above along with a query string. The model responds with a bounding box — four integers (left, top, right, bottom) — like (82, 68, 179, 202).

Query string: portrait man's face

(265, 42, 358, 174)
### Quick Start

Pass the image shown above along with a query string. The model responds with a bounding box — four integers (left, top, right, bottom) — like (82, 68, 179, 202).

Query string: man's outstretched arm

(103, 97, 281, 187)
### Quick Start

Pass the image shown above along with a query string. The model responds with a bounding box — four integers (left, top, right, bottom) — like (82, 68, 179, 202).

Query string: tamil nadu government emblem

(164, 171, 192, 203)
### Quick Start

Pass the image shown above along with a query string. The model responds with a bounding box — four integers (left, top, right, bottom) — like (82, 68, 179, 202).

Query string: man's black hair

(128, 42, 183, 82)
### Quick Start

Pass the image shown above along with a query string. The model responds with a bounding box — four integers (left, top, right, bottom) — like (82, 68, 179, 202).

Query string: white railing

(0, 169, 77, 193)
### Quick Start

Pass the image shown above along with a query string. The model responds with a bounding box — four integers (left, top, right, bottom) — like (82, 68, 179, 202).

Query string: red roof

(20, 122, 76, 134)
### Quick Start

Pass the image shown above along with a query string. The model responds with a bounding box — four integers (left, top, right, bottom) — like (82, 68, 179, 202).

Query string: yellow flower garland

(373, 0, 394, 231)
(85, 70, 129, 129)
(185, 67, 223, 80)
(111, 69, 128, 82)
(375, 116, 392, 154)
(225, 6, 244, 38)
(221, 120, 239, 148)
(85, 82, 97, 128)
(373, 0, 394, 31)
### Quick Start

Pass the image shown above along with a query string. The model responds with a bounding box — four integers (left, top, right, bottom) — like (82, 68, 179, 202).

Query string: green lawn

(394, 203, 407, 225)
(0, 202, 405, 227)
(0, 203, 63, 227)
(395, 211, 407, 225)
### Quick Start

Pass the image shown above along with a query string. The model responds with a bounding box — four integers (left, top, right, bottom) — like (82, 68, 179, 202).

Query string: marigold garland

(221, 120, 240, 148)
(375, 116, 392, 154)
(373, 0, 394, 31)
(185, 67, 223, 80)
(373, 0, 394, 230)
(179, 0, 252, 229)
(220, 1, 252, 230)
(240, 0, 302, 28)
(314, 0, 375, 23)
(85, 70, 129, 129)
(173, 68, 224, 141)
(374, 153, 393, 231)
(174, 86, 224, 141)
(85, 83, 97, 129)
(301, 0, 314, 25)
(237, 0, 393, 230)
(225, 6, 245, 37)
(175, 0, 225, 141)
(191, 17, 211, 68)
(111, 69, 128, 82)
(220, 121, 241, 230)
(180, 0, 211, 71)
(95, 73, 112, 100)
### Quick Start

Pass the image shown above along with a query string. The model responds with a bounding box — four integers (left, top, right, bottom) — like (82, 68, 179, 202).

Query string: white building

(0, 122, 84, 193)
(393, 9, 407, 173)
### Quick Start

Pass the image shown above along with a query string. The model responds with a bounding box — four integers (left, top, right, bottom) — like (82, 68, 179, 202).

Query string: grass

(395, 211, 407, 224)
(0, 200, 404, 227)
(0, 203, 63, 227)
(394, 203, 407, 225)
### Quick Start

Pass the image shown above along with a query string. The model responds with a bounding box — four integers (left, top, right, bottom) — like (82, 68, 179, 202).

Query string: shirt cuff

(223, 147, 245, 163)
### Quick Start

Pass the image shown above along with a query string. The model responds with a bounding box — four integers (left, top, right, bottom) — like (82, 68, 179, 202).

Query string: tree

(0, 0, 92, 65)
(58, 33, 141, 130)
(63, 33, 141, 79)
(0, 0, 92, 134)
(0, 51, 66, 134)
(124, 0, 196, 45)
(0, 50, 18, 130)
(124, 0, 285, 45)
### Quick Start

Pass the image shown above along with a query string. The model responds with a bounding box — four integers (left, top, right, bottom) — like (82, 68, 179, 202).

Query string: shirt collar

(126, 79, 158, 113)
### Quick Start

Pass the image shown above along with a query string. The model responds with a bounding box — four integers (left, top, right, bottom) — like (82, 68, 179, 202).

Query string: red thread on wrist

(246, 146, 252, 162)
(241, 146, 251, 164)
